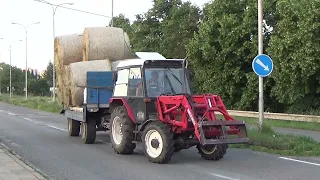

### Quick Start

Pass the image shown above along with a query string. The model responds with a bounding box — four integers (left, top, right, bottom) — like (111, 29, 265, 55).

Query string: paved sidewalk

(0, 147, 46, 180)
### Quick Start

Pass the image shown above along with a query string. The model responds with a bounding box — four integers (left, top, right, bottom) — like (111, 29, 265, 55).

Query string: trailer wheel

(110, 106, 136, 154)
(142, 121, 174, 164)
(196, 143, 228, 161)
(81, 119, 96, 144)
(68, 118, 80, 136)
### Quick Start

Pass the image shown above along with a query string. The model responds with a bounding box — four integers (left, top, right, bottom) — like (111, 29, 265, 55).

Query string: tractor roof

(115, 52, 184, 69)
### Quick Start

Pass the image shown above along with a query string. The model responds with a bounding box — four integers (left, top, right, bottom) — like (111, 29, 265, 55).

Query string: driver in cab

(136, 71, 162, 96)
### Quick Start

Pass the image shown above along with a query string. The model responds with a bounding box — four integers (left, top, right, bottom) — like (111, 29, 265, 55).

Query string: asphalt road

(0, 102, 320, 180)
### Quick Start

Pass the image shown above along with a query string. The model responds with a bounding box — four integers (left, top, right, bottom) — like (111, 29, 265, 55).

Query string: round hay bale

(69, 59, 112, 106)
(82, 27, 131, 62)
(64, 65, 72, 106)
(54, 33, 83, 67)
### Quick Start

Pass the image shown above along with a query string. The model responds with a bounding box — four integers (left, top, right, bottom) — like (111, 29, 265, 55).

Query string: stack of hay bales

(54, 27, 131, 107)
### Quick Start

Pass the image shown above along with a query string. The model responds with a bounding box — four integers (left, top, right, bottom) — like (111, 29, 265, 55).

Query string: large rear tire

(142, 121, 174, 164)
(110, 106, 136, 154)
(196, 143, 228, 161)
(81, 119, 96, 144)
(68, 118, 80, 136)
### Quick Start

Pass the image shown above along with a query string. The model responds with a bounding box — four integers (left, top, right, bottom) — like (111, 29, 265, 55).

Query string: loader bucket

(198, 120, 249, 146)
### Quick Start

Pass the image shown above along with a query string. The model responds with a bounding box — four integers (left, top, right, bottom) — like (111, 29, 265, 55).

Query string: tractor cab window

(128, 67, 143, 97)
(113, 68, 129, 96)
(144, 67, 191, 97)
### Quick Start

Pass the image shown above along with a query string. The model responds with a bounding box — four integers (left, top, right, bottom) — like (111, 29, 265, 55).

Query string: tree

(267, 0, 320, 113)
(186, 0, 279, 111)
(42, 61, 53, 87)
(160, 1, 201, 58)
(108, 14, 132, 34)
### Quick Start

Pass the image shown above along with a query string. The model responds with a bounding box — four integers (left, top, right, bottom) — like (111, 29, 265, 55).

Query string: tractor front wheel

(196, 144, 228, 161)
(110, 106, 136, 154)
(142, 122, 174, 164)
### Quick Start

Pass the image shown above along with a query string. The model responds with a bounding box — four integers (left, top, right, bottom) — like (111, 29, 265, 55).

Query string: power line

(33, 0, 113, 19)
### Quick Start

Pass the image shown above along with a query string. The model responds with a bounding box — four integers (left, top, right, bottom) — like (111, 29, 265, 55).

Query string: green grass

(0, 94, 62, 113)
(230, 123, 320, 156)
(216, 114, 320, 132)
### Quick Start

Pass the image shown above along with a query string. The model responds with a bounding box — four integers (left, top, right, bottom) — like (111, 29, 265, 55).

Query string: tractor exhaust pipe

(182, 56, 188, 94)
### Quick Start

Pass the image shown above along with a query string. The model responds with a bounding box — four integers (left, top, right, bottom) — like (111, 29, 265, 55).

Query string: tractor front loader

(156, 93, 249, 161)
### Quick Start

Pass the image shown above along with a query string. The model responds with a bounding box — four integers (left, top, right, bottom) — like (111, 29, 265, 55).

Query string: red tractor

(108, 55, 249, 164)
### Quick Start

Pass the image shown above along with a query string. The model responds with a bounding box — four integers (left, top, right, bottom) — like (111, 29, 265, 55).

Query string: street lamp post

(39, 0, 73, 102)
(11, 22, 40, 99)
(9, 40, 23, 98)
(0, 37, 3, 95)
(0, 67, 2, 96)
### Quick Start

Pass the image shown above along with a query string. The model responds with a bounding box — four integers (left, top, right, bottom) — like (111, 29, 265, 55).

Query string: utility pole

(111, 0, 114, 27)
(258, 0, 264, 131)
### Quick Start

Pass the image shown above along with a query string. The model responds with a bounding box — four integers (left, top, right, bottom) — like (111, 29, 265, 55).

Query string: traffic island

(230, 124, 320, 156)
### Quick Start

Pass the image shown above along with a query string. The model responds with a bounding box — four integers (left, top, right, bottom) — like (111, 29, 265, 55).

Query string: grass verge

(0, 94, 62, 113)
(230, 123, 320, 156)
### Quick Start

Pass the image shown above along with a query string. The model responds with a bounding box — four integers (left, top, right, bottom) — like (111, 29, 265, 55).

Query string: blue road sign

(252, 54, 273, 77)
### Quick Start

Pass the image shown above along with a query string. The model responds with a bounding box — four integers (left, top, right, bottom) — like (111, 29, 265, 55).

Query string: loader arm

(157, 94, 249, 145)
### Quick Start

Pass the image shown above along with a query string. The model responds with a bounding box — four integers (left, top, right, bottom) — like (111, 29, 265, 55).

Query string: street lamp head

(35, 22, 40, 24)
(67, 3, 74, 5)
(11, 22, 16, 24)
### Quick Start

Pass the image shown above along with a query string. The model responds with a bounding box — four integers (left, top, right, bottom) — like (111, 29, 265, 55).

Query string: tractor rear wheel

(142, 121, 174, 164)
(81, 119, 96, 144)
(110, 106, 136, 154)
(196, 143, 228, 161)
(68, 118, 80, 136)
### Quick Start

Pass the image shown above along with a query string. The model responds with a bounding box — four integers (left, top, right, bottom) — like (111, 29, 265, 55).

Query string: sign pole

(258, 0, 264, 131)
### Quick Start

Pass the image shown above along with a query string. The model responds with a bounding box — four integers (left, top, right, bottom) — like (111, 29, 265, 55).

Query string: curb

(0, 142, 49, 180)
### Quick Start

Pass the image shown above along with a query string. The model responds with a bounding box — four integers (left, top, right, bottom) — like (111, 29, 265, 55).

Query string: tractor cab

(112, 56, 190, 124)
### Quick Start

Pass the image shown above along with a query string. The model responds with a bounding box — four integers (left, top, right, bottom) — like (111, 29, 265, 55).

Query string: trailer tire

(81, 119, 96, 144)
(68, 118, 80, 136)
(142, 121, 174, 164)
(196, 143, 228, 161)
(110, 106, 136, 154)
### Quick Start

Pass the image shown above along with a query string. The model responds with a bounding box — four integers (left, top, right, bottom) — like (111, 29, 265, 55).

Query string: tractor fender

(137, 119, 157, 133)
(109, 98, 136, 123)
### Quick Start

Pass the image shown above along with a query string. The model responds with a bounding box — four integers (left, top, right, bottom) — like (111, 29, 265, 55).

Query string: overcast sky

(0, 0, 209, 73)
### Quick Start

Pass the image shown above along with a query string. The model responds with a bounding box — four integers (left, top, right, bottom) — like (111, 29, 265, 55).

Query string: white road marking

(279, 157, 320, 167)
(45, 125, 67, 132)
(1, 109, 68, 132)
(210, 173, 240, 180)
(23, 117, 34, 122)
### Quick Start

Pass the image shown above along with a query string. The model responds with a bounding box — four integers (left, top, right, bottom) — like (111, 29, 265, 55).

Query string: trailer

(61, 52, 249, 164)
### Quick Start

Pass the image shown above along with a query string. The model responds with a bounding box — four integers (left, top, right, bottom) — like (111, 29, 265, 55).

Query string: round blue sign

(252, 54, 273, 77)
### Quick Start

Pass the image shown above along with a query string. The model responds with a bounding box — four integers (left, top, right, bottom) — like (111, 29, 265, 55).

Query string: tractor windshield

(144, 67, 191, 97)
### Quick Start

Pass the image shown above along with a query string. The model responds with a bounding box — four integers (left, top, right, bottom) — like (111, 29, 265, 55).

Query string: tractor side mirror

(188, 70, 193, 81)
(113, 72, 118, 82)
